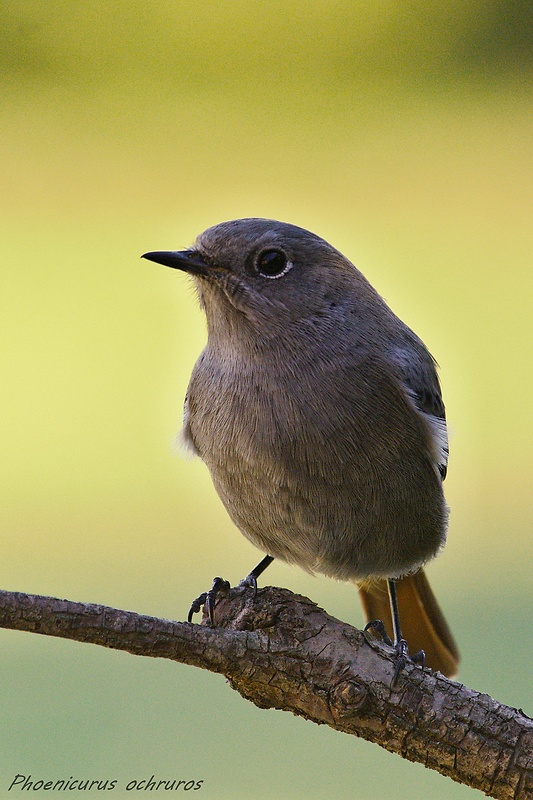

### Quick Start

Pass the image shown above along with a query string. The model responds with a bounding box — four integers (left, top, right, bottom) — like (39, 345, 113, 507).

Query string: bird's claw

(364, 619, 425, 685)
(187, 592, 208, 622)
(187, 576, 230, 624)
(238, 571, 258, 597)
(364, 618, 394, 647)
(188, 557, 273, 624)
(391, 638, 425, 685)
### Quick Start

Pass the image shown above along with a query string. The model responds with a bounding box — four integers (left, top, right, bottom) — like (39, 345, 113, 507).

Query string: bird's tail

(357, 569, 460, 678)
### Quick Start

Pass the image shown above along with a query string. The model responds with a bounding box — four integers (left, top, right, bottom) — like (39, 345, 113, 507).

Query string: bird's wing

(388, 343, 449, 480)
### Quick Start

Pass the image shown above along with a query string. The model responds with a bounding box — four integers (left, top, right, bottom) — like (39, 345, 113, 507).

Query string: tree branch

(0, 587, 530, 798)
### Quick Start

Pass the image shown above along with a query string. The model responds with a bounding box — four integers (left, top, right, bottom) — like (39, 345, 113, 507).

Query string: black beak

(141, 249, 210, 277)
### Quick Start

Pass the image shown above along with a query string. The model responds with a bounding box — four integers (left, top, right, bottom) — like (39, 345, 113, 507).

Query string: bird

(142, 218, 460, 680)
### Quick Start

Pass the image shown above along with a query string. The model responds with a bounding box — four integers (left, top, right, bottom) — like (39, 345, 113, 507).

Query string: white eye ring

(256, 249, 293, 279)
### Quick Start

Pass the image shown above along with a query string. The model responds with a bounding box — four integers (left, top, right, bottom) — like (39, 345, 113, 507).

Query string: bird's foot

(188, 556, 274, 624)
(364, 619, 425, 685)
(188, 576, 230, 624)
(389, 637, 425, 685)
(238, 570, 259, 597)
(364, 618, 394, 647)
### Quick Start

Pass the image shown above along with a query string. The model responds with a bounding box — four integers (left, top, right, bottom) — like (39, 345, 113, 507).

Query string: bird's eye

(256, 249, 292, 279)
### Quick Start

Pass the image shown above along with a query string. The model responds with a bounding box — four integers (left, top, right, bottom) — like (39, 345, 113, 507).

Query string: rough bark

(0, 586, 530, 799)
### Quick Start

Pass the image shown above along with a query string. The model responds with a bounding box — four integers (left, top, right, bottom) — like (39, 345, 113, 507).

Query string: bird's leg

(386, 578, 425, 683)
(364, 578, 425, 685)
(188, 555, 274, 623)
(239, 554, 275, 597)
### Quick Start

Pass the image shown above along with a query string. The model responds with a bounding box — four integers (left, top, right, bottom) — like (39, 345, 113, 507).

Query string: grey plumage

(155, 219, 449, 584)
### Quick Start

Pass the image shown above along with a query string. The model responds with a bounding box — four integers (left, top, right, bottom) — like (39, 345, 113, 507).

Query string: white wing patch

(399, 381, 449, 479)
(421, 411, 449, 478)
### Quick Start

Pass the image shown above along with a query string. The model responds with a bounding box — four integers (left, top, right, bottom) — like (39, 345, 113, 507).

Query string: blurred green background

(1, 2, 532, 798)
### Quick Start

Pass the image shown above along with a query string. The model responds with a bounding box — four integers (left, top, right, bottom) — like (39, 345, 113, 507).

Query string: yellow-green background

(1, 3, 532, 798)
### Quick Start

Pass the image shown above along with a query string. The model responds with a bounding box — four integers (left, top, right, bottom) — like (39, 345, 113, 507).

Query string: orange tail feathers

(357, 569, 460, 678)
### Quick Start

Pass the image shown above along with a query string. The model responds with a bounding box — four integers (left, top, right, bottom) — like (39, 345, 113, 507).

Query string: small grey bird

(143, 218, 459, 679)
